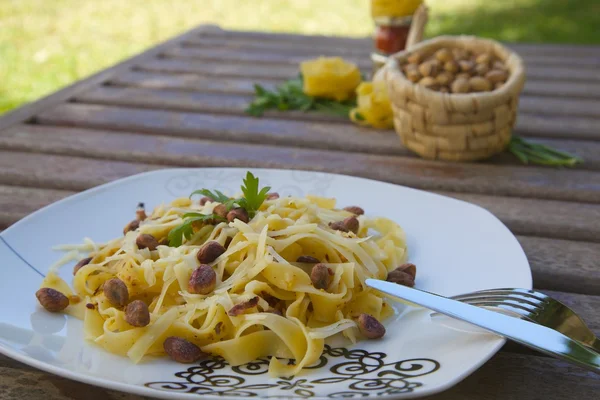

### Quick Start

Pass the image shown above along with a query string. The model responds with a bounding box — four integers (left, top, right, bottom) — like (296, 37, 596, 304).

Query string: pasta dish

(35, 172, 416, 376)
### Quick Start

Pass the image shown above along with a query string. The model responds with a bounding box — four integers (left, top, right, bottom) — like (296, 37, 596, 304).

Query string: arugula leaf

(190, 189, 230, 203)
(190, 189, 238, 210)
(245, 77, 356, 118)
(167, 213, 226, 247)
(236, 172, 271, 219)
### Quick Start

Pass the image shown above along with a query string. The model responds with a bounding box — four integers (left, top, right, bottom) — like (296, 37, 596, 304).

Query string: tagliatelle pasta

(36, 173, 412, 377)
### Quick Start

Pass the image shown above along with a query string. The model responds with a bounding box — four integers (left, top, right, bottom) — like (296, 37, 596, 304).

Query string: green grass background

(1, 0, 599, 114)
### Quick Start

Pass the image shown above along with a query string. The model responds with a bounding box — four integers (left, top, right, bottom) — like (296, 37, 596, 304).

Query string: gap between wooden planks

(3, 124, 600, 205)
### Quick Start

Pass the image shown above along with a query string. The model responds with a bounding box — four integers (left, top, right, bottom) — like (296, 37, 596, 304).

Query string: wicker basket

(383, 35, 526, 161)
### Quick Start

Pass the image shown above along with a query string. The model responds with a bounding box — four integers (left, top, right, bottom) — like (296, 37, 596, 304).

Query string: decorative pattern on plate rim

(145, 345, 440, 398)
(164, 170, 335, 199)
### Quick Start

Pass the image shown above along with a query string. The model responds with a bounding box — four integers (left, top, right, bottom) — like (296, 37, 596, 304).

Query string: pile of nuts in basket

(401, 47, 510, 93)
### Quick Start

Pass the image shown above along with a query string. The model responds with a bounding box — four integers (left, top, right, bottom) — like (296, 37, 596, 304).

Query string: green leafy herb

(190, 189, 229, 203)
(245, 76, 355, 118)
(237, 172, 271, 219)
(167, 213, 226, 247)
(190, 189, 237, 210)
(508, 136, 583, 167)
(354, 112, 365, 121)
(168, 172, 271, 246)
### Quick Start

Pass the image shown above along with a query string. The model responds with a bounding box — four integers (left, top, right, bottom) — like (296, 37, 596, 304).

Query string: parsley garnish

(168, 172, 271, 246)
(237, 172, 271, 219)
(245, 77, 355, 118)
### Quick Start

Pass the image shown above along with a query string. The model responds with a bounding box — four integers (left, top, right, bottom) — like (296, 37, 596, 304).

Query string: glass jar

(374, 16, 412, 55)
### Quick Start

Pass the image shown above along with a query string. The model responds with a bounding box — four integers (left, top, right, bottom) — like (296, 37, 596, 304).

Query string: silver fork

(448, 288, 600, 353)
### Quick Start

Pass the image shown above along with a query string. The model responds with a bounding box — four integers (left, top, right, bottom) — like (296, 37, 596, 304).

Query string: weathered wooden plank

(31, 102, 413, 156)
(165, 45, 600, 79)
(184, 36, 371, 56)
(521, 238, 600, 295)
(515, 113, 600, 140)
(524, 80, 600, 99)
(161, 52, 600, 82)
(518, 96, 600, 119)
(80, 86, 312, 121)
(0, 151, 161, 192)
(88, 84, 600, 120)
(197, 29, 600, 58)
(4, 123, 600, 208)
(79, 86, 600, 140)
(0, 26, 220, 133)
(508, 43, 600, 58)
(136, 58, 297, 80)
(0, 186, 75, 229)
(198, 28, 372, 47)
(162, 46, 373, 69)
(0, 353, 34, 371)
(438, 191, 600, 243)
(0, 365, 141, 399)
(436, 352, 600, 400)
(183, 37, 600, 68)
(31, 106, 600, 203)
(109, 71, 273, 95)
(134, 59, 600, 99)
(80, 87, 600, 169)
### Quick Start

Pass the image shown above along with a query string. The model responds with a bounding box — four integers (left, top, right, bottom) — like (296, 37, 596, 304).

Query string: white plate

(0, 168, 531, 399)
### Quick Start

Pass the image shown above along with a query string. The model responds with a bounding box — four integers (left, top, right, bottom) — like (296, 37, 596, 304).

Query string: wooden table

(1, 25, 599, 399)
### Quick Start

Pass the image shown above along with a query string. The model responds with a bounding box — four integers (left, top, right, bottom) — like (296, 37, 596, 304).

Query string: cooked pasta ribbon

(41, 193, 407, 376)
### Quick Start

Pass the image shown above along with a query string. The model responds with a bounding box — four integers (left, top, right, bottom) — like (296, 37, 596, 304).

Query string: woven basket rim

(385, 35, 526, 101)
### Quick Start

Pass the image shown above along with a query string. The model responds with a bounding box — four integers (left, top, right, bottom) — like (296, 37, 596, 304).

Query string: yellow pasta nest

(350, 81, 395, 129)
(40, 194, 407, 377)
(300, 57, 362, 101)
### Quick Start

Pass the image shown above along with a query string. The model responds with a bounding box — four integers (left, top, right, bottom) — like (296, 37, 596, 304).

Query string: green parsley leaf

(167, 213, 226, 247)
(236, 172, 271, 219)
